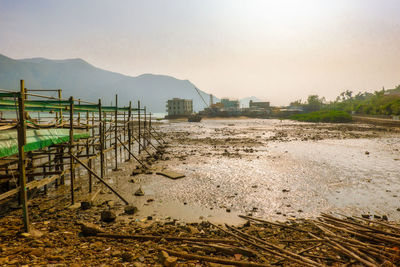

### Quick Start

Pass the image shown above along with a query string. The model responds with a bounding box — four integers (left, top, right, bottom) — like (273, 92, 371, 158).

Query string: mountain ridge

(0, 54, 212, 112)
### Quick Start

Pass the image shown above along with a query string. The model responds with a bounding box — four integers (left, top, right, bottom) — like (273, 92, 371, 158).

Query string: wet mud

(106, 119, 400, 224)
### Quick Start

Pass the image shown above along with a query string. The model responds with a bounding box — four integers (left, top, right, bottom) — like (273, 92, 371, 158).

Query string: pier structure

(0, 80, 165, 232)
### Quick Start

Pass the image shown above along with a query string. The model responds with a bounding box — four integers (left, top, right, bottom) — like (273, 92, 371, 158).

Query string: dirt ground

(1, 118, 400, 266)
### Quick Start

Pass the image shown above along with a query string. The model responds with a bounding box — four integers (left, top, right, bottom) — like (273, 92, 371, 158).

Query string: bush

(290, 110, 352, 123)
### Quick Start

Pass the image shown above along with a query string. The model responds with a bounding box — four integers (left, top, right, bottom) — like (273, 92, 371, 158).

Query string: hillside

(0, 54, 211, 112)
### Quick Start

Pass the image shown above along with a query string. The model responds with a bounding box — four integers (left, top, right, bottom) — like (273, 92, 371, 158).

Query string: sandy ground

(102, 118, 400, 224)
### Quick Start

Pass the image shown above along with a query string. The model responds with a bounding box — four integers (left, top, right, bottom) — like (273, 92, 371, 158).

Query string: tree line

(290, 85, 400, 116)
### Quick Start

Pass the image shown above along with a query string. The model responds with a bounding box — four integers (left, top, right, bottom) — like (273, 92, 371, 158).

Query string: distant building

(221, 99, 240, 111)
(166, 98, 193, 116)
(242, 100, 271, 118)
(249, 100, 270, 109)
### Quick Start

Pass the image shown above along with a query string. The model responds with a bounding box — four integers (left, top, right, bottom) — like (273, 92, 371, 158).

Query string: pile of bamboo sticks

(86, 213, 400, 266)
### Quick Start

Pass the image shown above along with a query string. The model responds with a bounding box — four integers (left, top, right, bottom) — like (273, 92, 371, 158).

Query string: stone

(226, 208, 231, 213)
(124, 205, 138, 215)
(187, 226, 199, 234)
(365, 151, 370, 155)
(80, 222, 103, 235)
(134, 187, 145, 196)
(132, 169, 142, 176)
(159, 251, 177, 267)
(80, 201, 91, 210)
(101, 210, 116, 222)
(121, 252, 134, 262)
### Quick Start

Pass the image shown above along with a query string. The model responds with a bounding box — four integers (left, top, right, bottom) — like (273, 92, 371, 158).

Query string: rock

(159, 251, 177, 267)
(361, 214, 370, 219)
(80, 201, 91, 210)
(121, 252, 134, 262)
(382, 215, 388, 221)
(134, 187, 145, 196)
(251, 185, 258, 188)
(128, 179, 135, 183)
(365, 151, 370, 155)
(20, 229, 43, 239)
(187, 226, 199, 234)
(147, 216, 153, 220)
(132, 169, 142, 176)
(397, 208, 400, 211)
(147, 198, 154, 203)
(124, 205, 138, 215)
(101, 210, 116, 222)
(80, 222, 103, 235)
(282, 189, 290, 193)
(226, 208, 231, 213)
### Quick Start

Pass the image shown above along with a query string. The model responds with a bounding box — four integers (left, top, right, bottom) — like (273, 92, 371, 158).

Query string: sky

(0, 0, 399, 105)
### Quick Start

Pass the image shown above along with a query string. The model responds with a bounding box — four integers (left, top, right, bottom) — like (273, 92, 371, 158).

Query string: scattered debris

(100, 210, 116, 222)
(134, 187, 145, 196)
(156, 170, 185, 179)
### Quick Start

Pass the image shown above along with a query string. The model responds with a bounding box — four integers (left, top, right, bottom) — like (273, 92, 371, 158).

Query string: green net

(0, 128, 90, 158)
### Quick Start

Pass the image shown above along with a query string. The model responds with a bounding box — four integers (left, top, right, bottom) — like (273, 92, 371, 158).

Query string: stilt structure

(0, 80, 166, 232)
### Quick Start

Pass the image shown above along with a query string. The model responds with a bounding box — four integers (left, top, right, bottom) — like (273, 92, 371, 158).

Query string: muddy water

(105, 119, 400, 224)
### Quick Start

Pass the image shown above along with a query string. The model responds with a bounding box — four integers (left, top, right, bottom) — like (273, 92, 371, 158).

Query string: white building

(166, 98, 193, 116)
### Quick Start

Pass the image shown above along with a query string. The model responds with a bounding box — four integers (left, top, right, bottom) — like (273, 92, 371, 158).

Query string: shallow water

(108, 119, 400, 224)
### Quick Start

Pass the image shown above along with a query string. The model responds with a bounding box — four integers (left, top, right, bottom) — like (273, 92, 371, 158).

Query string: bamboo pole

(58, 89, 62, 124)
(71, 154, 129, 205)
(99, 100, 104, 179)
(144, 107, 147, 148)
(138, 101, 141, 154)
(69, 96, 75, 205)
(17, 80, 30, 233)
(127, 101, 132, 161)
(116, 136, 147, 169)
(86, 111, 92, 193)
(113, 95, 118, 171)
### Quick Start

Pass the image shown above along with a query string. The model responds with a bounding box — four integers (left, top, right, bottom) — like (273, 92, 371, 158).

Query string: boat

(188, 114, 202, 122)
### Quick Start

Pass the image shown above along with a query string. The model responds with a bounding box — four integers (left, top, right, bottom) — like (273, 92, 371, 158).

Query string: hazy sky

(1, 0, 399, 105)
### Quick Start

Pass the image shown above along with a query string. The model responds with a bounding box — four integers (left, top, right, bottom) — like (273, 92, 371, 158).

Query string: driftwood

(159, 248, 270, 267)
(208, 222, 318, 267)
(225, 224, 323, 267)
(186, 241, 258, 257)
(89, 232, 238, 244)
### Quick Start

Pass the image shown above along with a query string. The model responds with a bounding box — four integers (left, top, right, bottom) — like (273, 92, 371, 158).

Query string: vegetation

(289, 85, 400, 120)
(290, 110, 352, 123)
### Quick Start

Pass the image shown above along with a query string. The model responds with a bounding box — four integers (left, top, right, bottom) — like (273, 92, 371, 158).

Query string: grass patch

(290, 110, 352, 123)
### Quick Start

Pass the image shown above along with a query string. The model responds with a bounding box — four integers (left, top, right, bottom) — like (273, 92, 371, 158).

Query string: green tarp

(0, 128, 90, 158)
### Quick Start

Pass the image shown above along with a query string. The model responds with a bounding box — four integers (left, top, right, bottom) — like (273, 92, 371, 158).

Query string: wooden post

(77, 99, 81, 126)
(86, 111, 92, 193)
(69, 97, 75, 205)
(99, 100, 104, 179)
(149, 112, 152, 147)
(58, 90, 63, 124)
(17, 80, 30, 233)
(138, 101, 141, 154)
(144, 107, 147, 149)
(127, 101, 132, 161)
(114, 94, 118, 171)
(122, 111, 125, 161)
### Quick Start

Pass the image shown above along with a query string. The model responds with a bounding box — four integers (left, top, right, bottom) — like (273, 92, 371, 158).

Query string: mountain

(240, 96, 263, 108)
(0, 54, 211, 112)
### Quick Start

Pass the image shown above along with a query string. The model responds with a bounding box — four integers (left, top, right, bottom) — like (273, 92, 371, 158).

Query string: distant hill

(0, 54, 211, 112)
